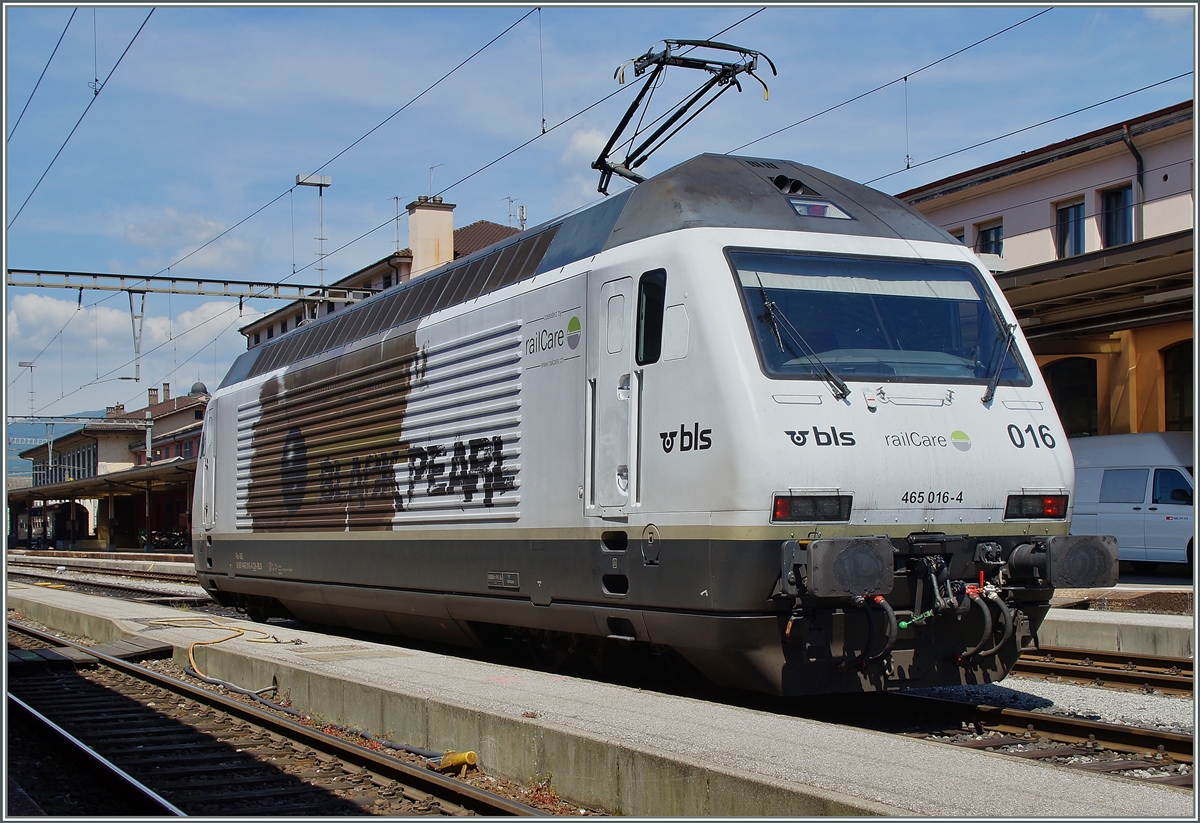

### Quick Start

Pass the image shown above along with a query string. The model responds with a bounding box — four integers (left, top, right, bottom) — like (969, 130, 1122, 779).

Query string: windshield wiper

(981, 322, 1016, 404)
(754, 277, 849, 401)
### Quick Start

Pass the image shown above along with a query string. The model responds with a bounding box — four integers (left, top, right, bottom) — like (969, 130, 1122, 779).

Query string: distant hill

(5, 410, 104, 477)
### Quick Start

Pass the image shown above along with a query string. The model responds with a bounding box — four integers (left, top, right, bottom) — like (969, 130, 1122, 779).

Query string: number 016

(1008, 424, 1056, 449)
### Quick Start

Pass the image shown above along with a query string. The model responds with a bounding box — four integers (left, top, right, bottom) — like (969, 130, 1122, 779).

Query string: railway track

(8, 692, 185, 815)
(7, 560, 199, 586)
(7, 565, 213, 609)
(7, 622, 544, 816)
(1012, 646, 1193, 696)
(885, 692, 1193, 787)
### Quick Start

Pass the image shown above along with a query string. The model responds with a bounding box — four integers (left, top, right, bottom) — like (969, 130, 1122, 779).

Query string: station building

(8, 382, 209, 551)
(239, 196, 520, 349)
(897, 100, 1194, 437)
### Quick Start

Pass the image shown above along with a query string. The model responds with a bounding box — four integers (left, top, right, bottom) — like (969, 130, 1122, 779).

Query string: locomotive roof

(221, 155, 957, 387)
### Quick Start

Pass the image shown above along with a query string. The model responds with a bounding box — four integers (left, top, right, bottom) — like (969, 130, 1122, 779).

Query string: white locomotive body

(195, 155, 1117, 695)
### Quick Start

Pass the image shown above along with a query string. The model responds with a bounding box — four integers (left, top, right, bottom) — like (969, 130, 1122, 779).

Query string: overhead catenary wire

(432, 9, 766, 202)
(922, 156, 1187, 237)
(35, 7, 770, 413)
(865, 71, 1193, 186)
(726, 7, 1053, 155)
(7, 7, 77, 142)
(7, 7, 155, 230)
(150, 7, 538, 280)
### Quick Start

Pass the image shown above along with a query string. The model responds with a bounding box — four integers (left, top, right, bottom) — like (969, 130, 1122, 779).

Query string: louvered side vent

(392, 320, 522, 524)
(234, 398, 264, 529)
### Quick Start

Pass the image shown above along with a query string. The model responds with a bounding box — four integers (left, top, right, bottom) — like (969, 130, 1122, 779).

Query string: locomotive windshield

(730, 250, 1030, 386)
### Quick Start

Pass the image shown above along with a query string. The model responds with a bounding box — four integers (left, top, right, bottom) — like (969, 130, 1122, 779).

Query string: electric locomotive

(193, 153, 1117, 695)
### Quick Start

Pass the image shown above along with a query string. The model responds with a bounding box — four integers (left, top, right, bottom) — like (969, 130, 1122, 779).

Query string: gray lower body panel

(196, 534, 1045, 696)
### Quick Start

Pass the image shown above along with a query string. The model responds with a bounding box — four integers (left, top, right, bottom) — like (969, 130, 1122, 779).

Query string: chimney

(148, 387, 159, 406)
(106, 404, 124, 419)
(162, 382, 171, 401)
(406, 195, 455, 279)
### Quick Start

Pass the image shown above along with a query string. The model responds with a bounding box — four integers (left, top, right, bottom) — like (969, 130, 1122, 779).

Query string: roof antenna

(593, 39, 775, 195)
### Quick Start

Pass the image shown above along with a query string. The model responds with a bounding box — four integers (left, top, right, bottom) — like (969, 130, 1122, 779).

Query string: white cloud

(561, 128, 608, 168)
(5, 292, 262, 415)
(1146, 7, 1193, 24)
(124, 208, 226, 248)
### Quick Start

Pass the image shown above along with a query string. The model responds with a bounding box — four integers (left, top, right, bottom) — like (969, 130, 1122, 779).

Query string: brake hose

(867, 596, 898, 662)
(839, 595, 877, 671)
(975, 590, 1015, 659)
(958, 588, 993, 660)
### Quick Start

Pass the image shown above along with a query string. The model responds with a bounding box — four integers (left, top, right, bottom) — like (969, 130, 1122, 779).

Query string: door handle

(1132, 507, 1142, 511)
(1148, 507, 1158, 511)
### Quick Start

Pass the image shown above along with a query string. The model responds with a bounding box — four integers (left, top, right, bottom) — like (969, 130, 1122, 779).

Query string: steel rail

(8, 621, 545, 816)
(7, 692, 186, 816)
(894, 692, 1193, 764)
(7, 562, 199, 585)
(7, 568, 211, 607)
(1013, 646, 1193, 695)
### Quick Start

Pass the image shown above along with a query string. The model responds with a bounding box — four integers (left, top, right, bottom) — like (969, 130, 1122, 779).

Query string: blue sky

(3, 4, 1195, 432)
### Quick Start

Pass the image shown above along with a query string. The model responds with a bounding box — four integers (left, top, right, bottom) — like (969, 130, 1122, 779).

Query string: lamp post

(296, 174, 332, 285)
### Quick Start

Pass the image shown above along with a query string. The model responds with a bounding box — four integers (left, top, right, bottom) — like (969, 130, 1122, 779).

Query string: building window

(183, 439, 194, 458)
(1101, 185, 1132, 248)
(383, 272, 393, 289)
(1056, 201, 1085, 258)
(280, 318, 287, 334)
(295, 313, 304, 328)
(975, 221, 1002, 256)
(266, 326, 274, 339)
(1163, 340, 1192, 432)
(326, 301, 334, 314)
(1043, 357, 1098, 438)
(949, 228, 965, 245)
(253, 332, 261, 346)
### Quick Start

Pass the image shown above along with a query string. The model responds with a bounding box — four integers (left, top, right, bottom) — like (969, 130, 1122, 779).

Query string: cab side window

(635, 269, 667, 366)
(1098, 469, 1148, 503)
(1153, 469, 1192, 506)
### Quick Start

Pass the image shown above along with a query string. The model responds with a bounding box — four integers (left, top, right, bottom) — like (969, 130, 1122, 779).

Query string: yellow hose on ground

(147, 616, 292, 679)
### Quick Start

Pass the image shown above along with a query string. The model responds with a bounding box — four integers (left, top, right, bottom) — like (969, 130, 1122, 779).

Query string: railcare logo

(882, 429, 971, 451)
(526, 314, 582, 357)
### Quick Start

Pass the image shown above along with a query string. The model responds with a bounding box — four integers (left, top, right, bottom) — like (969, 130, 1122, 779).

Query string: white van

(1070, 432, 1194, 569)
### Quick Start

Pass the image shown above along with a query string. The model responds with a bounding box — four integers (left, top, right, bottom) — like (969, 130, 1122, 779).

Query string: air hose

(958, 587, 993, 661)
(974, 590, 1015, 659)
(838, 595, 877, 671)
(867, 596, 897, 662)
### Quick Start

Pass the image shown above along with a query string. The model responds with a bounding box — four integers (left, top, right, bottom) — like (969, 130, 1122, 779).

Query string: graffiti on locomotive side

(317, 449, 406, 510)
(312, 436, 516, 510)
(407, 435, 514, 506)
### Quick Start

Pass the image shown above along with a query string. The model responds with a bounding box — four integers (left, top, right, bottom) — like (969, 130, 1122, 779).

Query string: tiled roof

(111, 395, 206, 422)
(454, 220, 521, 258)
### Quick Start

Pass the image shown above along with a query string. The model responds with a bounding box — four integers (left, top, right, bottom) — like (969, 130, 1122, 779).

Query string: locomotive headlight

(772, 494, 853, 522)
(1004, 494, 1068, 519)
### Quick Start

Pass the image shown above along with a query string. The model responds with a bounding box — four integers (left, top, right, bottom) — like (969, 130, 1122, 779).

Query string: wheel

(1130, 561, 1158, 575)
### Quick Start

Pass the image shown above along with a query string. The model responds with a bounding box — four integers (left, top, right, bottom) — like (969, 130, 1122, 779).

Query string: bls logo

(784, 427, 856, 447)
(660, 423, 713, 453)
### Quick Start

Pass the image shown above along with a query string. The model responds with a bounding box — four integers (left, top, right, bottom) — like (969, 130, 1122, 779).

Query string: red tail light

(1005, 494, 1068, 519)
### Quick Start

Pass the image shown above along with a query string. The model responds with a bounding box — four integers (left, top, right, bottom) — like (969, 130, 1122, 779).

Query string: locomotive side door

(200, 403, 217, 530)
(587, 276, 635, 515)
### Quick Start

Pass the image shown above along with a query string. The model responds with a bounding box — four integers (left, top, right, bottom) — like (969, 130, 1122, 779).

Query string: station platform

(6, 583, 1192, 817)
